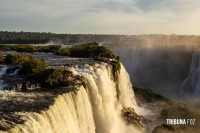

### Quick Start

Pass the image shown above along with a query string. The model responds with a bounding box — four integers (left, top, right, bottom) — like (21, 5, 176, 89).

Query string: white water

(0, 66, 8, 89)
(0, 66, 8, 76)
(10, 68, 20, 75)
(0, 66, 21, 90)
(118, 64, 139, 112)
(3, 63, 141, 133)
(181, 49, 200, 96)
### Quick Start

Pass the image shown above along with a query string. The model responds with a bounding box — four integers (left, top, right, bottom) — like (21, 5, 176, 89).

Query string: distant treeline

(1, 31, 200, 46)
(0, 31, 121, 44)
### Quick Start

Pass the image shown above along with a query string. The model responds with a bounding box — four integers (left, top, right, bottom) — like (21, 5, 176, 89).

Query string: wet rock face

(121, 107, 143, 127)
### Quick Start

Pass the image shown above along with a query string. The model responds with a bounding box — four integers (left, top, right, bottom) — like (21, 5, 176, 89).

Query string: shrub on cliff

(32, 68, 75, 88)
(55, 48, 70, 56)
(0, 45, 13, 51)
(95, 46, 116, 58)
(45, 68, 75, 87)
(13, 44, 38, 52)
(0, 43, 117, 61)
(38, 45, 61, 53)
(69, 42, 117, 59)
(21, 57, 47, 75)
(69, 42, 99, 57)
(4, 53, 31, 65)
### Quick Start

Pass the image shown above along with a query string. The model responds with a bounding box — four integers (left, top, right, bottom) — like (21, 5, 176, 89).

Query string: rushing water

(181, 49, 200, 96)
(0, 66, 21, 90)
(3, 63, 141, 133)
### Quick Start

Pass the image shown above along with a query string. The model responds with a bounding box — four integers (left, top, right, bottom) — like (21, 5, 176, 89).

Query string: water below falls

(3, 63, 142, 133)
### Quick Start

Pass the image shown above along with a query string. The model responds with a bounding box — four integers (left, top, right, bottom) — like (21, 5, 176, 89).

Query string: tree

(4, 53, 31, 65)
(21, 57, 47, 74)
(56, 48, 70, 55)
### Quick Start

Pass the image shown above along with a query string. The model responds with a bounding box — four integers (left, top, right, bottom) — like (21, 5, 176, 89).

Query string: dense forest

(0, 31, 121, 44)
(1, 31, 200, 47)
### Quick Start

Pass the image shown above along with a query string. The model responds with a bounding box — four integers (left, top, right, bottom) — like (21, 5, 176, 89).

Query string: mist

(100, 35, 200, 99)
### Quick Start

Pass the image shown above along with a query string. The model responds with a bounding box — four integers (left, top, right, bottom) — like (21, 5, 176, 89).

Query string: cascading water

(0, 66, 8, 89)
(0, 66, 20, 90)
(2, 63, 142, 133)
(118, 64, 139, 112)
(181, 49, 200, 96)
(73, 63, 141, 133)
(0, 66, 8, 77)
(4, 86, 95, 133)
(9, 68, 20, 76)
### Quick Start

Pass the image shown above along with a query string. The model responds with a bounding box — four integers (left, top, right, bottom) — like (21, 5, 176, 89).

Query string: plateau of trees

(0, 42, 118, 60)
(0, 42, 121, 87)
(1, 53, 77, 88)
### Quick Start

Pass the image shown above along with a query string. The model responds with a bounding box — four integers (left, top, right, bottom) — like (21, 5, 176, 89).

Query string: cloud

(0, 0, 200, 35)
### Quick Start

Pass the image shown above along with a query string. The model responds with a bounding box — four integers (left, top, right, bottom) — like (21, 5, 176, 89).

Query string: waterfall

(5, 86, 95, 133)
(0, 66, 21, 90)
(181, 49, 200, 96)
(3, 63, 141, 133)
(72, 63, 141, 133)
(9, 68, 20, 75)
(0, 66, 8, 76)
(0, 66, 8, 90)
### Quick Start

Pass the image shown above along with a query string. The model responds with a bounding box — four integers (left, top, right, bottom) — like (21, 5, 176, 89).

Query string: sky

(0, 0, 200, 35)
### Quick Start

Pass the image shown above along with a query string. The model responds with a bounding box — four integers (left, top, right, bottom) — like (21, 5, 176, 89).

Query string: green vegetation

(69, 42, 116, 58)
(4, 53, 30, 65)
(0, 43, 117, 60)
(68, 43, 122, 80)
(0, 31, 121, 44)
(0, 44, 61, 53)
(21, 58, 47, 75)
(3, 53, 46, 74)
(55, 48, 70, 56)
(32, 68, 76, 88)
(0, 42, 121, 89)
(0, 42, 121, 73)
(39, 45, 61, 53)
(70, 42, 121, 74)
(1, 53, 78, 88)
(0, 31, 52, 44)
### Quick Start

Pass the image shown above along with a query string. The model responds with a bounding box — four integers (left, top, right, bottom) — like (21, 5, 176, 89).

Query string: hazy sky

(1, 0, 200, 35)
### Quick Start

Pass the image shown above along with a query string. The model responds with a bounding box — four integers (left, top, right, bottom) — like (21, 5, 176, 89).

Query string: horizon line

(1, 30, 200, 36)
